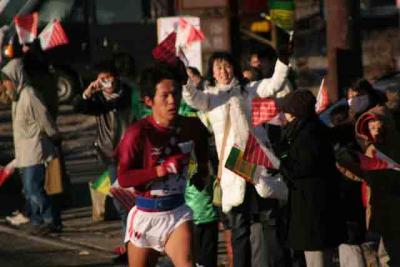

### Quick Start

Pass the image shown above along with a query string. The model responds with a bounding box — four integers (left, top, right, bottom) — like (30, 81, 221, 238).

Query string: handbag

(212, 105, 231, 207)
(45, 156, 63, 195)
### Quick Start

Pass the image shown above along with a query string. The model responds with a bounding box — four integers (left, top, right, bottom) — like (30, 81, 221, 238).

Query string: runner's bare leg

(164, 221, 194, 267)
(127, 242, 159, 267)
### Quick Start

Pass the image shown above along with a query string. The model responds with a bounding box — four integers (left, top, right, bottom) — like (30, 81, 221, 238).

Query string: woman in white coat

(182, 50, 291, 267)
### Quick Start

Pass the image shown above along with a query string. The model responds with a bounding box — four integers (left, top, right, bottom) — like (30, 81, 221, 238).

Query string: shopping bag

(45, 157, 63, 195)
(212, 178, 222, 207)
(89, 182, 107, 222)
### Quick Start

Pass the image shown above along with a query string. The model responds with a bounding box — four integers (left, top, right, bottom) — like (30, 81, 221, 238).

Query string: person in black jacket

(73, 61, 132, 259)
(277, 90, 346, 267)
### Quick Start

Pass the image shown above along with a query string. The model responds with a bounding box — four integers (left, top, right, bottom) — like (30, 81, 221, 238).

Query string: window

(95, 0, 143, 25)
(0, 0, 29, 25)
(38, 0, 84, 26)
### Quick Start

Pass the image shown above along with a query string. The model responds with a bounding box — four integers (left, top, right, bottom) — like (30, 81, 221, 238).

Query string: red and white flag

(176, 18, 205, 50)
(358, 150, 400, 171)
(14, 12, 38, 44)
(38, 20, 69, 51)
(187, 24, 205, 45)
(252, 97, 281, 127)
(315, 78, 330, 113)
(0, 159, 16, 187)
(243, 132, 280, 169)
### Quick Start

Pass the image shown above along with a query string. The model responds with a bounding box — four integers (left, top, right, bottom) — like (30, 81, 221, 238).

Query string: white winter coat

(182, 59, 290, 212)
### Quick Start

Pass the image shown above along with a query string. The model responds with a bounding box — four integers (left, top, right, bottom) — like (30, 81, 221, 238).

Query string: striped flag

(225, 145, 258, 182)
(252, 97, 281, 127)
(243, 132, 280, 169)
(152, 31, 177, 65)
(39, 20, 69, 51)
(91, 171, 111, 195)
(109, 180, 135, 211)
(14, 12, 38, 44)
(315, 78, 330, 113)
(358, 150, 400, 171)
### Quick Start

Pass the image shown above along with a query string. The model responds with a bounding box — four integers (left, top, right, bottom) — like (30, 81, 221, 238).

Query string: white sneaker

(6, 213, 30, 226)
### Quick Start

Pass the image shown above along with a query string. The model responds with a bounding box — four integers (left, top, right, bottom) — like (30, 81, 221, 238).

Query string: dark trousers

(193, 221, 219, 267)
(229, 211, 289, 267)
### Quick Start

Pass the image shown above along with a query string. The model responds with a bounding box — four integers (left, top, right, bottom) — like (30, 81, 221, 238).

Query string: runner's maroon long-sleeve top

(115, 115, 209, 197)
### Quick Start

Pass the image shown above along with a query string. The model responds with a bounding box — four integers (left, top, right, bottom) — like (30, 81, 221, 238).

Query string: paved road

(0, 230, 122, 267)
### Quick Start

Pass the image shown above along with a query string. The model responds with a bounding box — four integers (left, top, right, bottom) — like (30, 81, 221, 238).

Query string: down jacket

(355, 106, 400, 236)
(182, 59, 290, 212)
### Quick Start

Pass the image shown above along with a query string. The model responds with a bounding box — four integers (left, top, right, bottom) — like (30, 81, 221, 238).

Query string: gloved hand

(161, 153, 189, 174)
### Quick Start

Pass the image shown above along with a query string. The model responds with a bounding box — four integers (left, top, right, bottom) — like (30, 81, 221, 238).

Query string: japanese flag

(14, 12, 38, 44)
(39, 20, 69, 51)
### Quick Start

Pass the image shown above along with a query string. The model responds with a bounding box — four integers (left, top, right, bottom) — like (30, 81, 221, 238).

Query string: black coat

(73, 82, 132, 163)
(279, 117, 346, 250)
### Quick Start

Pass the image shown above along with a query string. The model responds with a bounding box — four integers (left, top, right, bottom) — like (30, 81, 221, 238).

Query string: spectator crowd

(0, 30, 399, 267)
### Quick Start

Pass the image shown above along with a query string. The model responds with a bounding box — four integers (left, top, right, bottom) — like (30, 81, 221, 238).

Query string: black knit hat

(278, 89, 317, 119)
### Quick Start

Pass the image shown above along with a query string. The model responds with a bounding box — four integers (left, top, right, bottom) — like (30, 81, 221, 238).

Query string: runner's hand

(161, 154, 189, 174)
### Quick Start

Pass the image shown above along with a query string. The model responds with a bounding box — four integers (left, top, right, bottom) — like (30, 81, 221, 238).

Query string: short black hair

(348, 78, 387, 105)
(279, 89, 317, 119)
(139, 63, 177, 100)
(205, 51, 244, 87)
(93, 60, 117, 76)
(187, 66, 201, 77)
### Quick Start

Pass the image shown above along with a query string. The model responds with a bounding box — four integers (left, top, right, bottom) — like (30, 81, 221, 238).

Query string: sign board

(201, 17, 230, 53)
(157, 16, 202, 72)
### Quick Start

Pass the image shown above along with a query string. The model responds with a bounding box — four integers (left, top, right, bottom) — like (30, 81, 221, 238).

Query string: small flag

(243, 132, 280, 169)
(39, 20, 69, 51)
(269, 0, 296, 31)
(152, 32, 177, 65)
(0, 159, 16, 187)
(14, 12, 38, 44)
(315, 78, 330, 113)
(358, 150, 400, 171)
(176, 18, 205, 49)
(252, 97, 280, 127)
(109, 180, 135, 211)
(91, 171, 111, 195)
(225, 145, 258, 182)
(186, 24, 205, 45)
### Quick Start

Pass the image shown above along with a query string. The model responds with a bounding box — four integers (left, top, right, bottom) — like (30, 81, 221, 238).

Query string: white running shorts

(124, 204, 193, 252)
